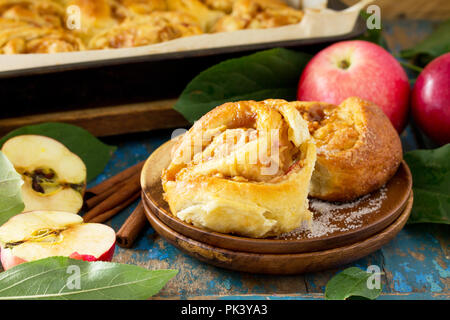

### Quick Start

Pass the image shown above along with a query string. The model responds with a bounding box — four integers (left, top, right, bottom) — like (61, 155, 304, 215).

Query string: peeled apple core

(0, 211, 116, 267)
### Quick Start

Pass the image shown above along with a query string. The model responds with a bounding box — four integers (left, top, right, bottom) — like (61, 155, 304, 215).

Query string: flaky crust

(0, 0, 66, 28)
(211, 0, 303, 32)
(88, 12, 202, 49)
(294, 97, 403, 202)
(0, 20, 85, 53)
(0, 0, 305, 54)
(162, 100, 316, 238)
(166, 0, 225, 32)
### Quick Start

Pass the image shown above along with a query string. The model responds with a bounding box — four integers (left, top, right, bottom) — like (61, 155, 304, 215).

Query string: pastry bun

(166, 0, 225, 32)
(162, 100, 317, 238)
(88, 12, 202, 49)
(295, 97, 403, 202)
(0, 0, 66, 28)
(0, 0, 306, 54)
(211, 0, 304, 32)
(0, 22, 85, 53)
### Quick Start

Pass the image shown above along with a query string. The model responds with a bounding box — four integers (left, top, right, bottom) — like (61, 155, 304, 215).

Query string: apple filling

(299, 103, 360, 153)
(182, 125, 300, 183)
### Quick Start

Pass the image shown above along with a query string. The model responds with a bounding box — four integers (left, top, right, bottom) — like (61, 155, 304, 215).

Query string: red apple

(411, 53, 450, 145)
(297, 40, 410, 132)
(0, 211, 116, 270)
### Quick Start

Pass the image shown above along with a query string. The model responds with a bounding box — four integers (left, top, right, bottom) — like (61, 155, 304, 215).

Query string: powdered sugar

(277, 186, 387, 240)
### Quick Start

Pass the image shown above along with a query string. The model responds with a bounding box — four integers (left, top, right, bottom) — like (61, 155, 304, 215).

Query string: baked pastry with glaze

(88, 11, 202, 49)
(63, 0, 121, 42)
(200, 0, 235, 13)
(116, 0, 167, 16)
(294, 97, 403, 202)
(211, 0, 303, 32)
(0, 21, 84, 53)
(0, 0, 307, 54)
(162, 99, 317, 238)
(166, 0, 225, 32)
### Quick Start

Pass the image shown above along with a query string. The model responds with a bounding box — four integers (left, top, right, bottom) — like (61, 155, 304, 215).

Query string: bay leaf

(0, 123, 116, 182)
(325, 267, 382, 300)
(0, 151, 24, 226)
(174, 48, 312, 123)
(404, 144, 450, 224)
(0, 257, 177, 300)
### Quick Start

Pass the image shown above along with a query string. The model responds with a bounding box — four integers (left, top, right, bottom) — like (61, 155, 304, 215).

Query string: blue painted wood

(90, 129, 449, 300)
(86, 19, 450, 299)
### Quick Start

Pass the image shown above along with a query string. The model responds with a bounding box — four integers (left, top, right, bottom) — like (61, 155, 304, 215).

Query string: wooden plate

(141, 139, 413, 254)
(143, 193, 413, 274)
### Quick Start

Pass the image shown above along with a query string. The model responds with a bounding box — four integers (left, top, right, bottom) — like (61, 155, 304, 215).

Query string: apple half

(0, 211, 116, 270)
(1, 135, 87, 213)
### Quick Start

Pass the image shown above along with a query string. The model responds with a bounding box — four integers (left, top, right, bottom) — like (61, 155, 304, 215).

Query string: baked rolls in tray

(162, 97, 402, 238)
(0, 0, 305, 54)
(0, 18, 84, 53)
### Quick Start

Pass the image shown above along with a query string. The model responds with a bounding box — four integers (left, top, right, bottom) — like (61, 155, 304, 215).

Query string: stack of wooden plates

(141, 140, 413, 274)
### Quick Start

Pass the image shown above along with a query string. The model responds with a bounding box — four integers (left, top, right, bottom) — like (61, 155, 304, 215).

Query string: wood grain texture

(143, 193, 413, 274)
(0, 19, 443, 299)
(0, 99, 188, 137)
(342, 0, 450, 20)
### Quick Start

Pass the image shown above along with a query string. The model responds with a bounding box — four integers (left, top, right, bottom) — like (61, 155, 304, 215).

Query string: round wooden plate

(141, 139, 413, 254)
(143, 193, 413, 274)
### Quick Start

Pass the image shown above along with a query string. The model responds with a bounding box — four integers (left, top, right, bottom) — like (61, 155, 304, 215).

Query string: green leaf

(0, 257, 178, 300)
(404, 144, 450, 224)
(0, 151, 24, 226)
(325, 267, 382, 300)
(174, 48, 312, 123)
(400, 19, 450, 67)
(0, 123, 116, 182)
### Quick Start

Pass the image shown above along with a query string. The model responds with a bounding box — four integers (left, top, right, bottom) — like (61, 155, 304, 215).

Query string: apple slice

(1, 135, 86, 213)
(0, 211, 116, 270)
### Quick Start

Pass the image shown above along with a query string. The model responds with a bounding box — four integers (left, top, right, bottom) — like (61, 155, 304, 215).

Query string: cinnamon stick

(86, 160, 145, 196)
(116, 201, 148, 248)
(87, 192, 141, 223)
(85, 172, 139, 209)
(83, 173, 141, 222)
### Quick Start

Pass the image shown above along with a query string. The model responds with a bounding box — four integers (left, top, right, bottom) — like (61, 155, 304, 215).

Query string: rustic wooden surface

(96, 19, 448, 299)
(141, 138, 413, 256)
(144, 193, 413, 275)
(76, 19, 449, 299)
(0, 4, 447, 137)
(0, 99, 186, 138)
(92, 125, 449, 299)
(0, 20, 448, 299)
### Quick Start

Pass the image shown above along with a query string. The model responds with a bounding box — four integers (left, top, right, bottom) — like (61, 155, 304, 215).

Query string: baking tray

(0, 0, 366, 120)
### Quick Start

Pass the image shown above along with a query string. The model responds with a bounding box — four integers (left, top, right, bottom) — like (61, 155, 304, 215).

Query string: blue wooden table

(85, 19, 449, 300)
(91, 126, 449, 300)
